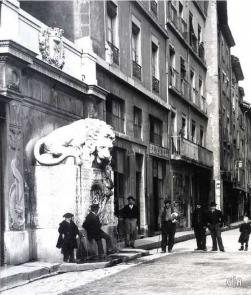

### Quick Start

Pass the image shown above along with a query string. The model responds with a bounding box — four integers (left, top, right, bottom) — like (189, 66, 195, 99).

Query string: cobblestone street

(3, 229, 251, 295)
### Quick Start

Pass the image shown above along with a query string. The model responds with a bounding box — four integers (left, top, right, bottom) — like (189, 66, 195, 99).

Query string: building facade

(0, 0, 249, 265)
(166, 0, 213, 228)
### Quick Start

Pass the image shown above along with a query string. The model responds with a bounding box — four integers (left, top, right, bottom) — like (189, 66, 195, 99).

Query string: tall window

(199, 78, 203, 96)
(132, 22, 140, 63)
(181, 115, 187, 138)
(134, 106, 142, 139)
(199, 126, 204, 146)
(132, 19, 141, 80)
(106, 1, 119, 65)
(152, 40, 159, 93)
(191, 120, 196, 142)
(150, 116, 163, 146)
(190, 70, 195, 103)
(106, 96, 125, 133)
(107, 1, 117, 44)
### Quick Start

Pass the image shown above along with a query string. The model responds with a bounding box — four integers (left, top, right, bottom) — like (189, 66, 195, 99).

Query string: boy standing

(238, 216, 251, 251)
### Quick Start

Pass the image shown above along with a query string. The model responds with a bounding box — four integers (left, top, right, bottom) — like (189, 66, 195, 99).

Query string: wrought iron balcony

(171, 136, 213, 167)
(106, 112, 124, 133)
(150, 0, 158, 16)
(152, 76, 160, 93)
(107, 41, 119, 65)
(132, 61, 142, 80)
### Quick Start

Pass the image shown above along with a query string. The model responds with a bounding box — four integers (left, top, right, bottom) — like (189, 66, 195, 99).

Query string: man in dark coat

(192, 202, 207, 251)
(82, 204, 116, 257)
(160, 199, 179, 253)
(56, 213, 79, 263)
(238, 216, 251, 251)
(206, 201, 225, 252)
(120, 196, 138, 248)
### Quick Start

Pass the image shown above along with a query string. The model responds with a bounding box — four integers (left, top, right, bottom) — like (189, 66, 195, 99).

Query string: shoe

(130, 245, 135, 249)
(220, 249, 225, 252)
(211, 249, 217, 251)
(161, 250, 166, 253)
(168, 249, 172, 253)
(194, 248, 200, 251)
(202, 248, 207, 251)
(239, 247, 244, 251)
(245, 247, 248, 251)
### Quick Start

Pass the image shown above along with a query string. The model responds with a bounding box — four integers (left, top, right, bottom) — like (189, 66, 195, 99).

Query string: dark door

(0, 107, 5, 265)
(153, 177, 159, 231)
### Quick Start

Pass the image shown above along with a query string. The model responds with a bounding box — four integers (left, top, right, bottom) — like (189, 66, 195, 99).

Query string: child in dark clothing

(238, 216, 251, 251)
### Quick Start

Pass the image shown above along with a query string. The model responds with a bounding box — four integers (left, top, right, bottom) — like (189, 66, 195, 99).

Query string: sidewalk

(0, 221, 243, 292)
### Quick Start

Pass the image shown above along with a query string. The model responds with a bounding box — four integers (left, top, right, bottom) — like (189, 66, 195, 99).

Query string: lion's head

(34, 118, 115, 166)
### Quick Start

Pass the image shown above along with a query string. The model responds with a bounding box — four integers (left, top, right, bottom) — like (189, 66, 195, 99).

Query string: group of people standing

(56, 196, 251, 263)
(160, 200, 226, 253)
(56, 196, 139, 262)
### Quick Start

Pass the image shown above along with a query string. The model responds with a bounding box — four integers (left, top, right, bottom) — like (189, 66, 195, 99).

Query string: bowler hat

(63, 212, 74, 218)
(210, 201, 217, 207)
(91, 203, 99, 211)
(127, 196, 135, 201)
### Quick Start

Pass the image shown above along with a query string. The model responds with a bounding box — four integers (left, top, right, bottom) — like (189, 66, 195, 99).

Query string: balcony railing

(134, 124, 142, 139)
(150, 0, 158, 16)
(106, 112, 124, 133)
(132, 61, 142, 80)
(150, 133, 162, 146)
(107, 41, 119, 65)
(152, 76, 160, 93)
(169, 67, 179, 91)
(171, 136, 213, 167)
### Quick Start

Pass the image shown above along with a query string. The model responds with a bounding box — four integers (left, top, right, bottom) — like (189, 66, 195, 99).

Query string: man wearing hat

(160, 199, 179, 253)
(192, 202, 207, 251)
(206, 201, 225, 252)
(56, 213, 79, 262)
(120, 196, 138, 248)
(82, 204, 116, 258)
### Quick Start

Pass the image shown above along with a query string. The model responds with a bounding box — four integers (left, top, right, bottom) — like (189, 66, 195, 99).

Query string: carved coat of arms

(39, 27, 65, 69)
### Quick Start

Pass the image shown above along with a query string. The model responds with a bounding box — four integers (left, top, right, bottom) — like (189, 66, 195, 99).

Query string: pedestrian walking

(206, 201, 225, 252)
(160, 199, 179, 253)
(82, 204, 116, 259)
(238, 216, 251, 251)
(56, 213, 79, 263)
(121, 196, 138, 248)
(192, 202, 207, 251)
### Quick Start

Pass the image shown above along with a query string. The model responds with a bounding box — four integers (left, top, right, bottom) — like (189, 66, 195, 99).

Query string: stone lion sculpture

(34, 118, 115, 166)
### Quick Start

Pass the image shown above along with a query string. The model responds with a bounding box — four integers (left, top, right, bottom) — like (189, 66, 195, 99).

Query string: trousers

(194, 226, 206, 250)
(161, 220, 176, 251)
(125, 218, 137, 247)
(95, 231, 113, 256)
(209, 224, 224, 251)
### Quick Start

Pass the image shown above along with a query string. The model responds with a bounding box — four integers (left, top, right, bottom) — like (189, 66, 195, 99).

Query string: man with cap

(120, 196, 138, 248)
(192, 202, 207, 251)
(160, 199, 179, 253)
(82, 204, 116, 258)
(56, 213, 79, 262)
(206, 201, 225, 252)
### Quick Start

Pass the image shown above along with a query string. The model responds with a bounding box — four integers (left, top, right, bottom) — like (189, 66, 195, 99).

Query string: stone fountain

(33, 118, 116, 261)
